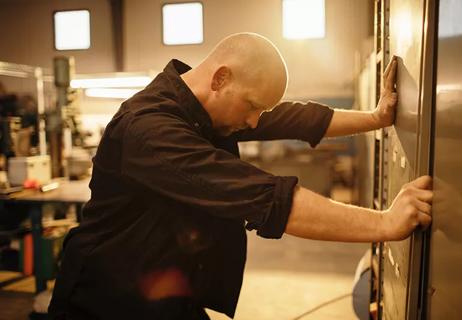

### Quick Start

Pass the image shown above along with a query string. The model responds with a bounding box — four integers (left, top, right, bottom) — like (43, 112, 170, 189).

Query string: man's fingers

(388, 59, 397, 82)
(383, 57, 394, 77)
(414, 198, 432, 214)
(414, 189, 433, 203)
(384, 56, 397, 79)
(383, 57, 398, 91)
(408, 175, 433, 190)
(418, 211, 432, 230)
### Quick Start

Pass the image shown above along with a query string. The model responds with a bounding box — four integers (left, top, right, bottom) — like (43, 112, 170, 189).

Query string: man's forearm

(285, 186, 387, 242)
(325, 109, 382, 137)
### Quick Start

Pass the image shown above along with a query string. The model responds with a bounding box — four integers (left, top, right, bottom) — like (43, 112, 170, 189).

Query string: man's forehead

(247, 83, 283, 110)
(248, 95, 278, 112)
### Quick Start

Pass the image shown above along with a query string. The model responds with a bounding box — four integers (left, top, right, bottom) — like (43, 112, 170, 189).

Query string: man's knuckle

(408, 207, 418, 218)
(402, 188, 412, 197)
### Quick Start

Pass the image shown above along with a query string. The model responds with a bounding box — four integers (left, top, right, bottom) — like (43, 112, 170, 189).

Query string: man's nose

(247, 112, 260, 129)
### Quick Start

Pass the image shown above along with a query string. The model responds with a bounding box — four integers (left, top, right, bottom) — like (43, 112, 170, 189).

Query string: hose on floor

(289, 292, 352, 320)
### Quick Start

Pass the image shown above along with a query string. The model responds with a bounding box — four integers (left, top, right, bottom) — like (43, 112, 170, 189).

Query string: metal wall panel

(381, 0, 426, 318)
(429, 0, 462, 317)
(389, 0, 425, 170)
(386, 0, 426, 179)
(356, 55, 377, 208)
(383, 131, 413, 320)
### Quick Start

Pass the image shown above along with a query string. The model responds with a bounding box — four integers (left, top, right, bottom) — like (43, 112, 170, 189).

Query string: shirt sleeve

(233, 100, 334, 147)
(121, 112, 298, 239)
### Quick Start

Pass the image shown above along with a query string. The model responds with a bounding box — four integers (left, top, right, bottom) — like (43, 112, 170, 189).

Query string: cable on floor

(289, 292, 352, 320)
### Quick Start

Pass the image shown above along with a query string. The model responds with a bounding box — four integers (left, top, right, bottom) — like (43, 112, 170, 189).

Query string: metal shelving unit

(370, 0, 391, 318)
(0, 61, 53, 156)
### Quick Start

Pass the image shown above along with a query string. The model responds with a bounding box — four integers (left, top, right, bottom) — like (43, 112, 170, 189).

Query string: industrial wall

(124, 0, 373, 99)
(0, 0, 116, 73)
(0, 0, 373, 100)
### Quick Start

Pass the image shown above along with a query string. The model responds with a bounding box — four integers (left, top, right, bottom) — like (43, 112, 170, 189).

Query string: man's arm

(285, 176, 433, 242)
(122, 112, 298, 239)
(324, 109, 383, 137)
(325, 56, 398, 137)
(232, 100, 334, 147)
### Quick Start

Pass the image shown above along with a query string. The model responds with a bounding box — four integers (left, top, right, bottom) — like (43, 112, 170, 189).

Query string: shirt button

(194, 122, 199, 128)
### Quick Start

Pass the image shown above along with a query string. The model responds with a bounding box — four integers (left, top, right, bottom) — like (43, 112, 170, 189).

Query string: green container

(38, 234, 65, 280)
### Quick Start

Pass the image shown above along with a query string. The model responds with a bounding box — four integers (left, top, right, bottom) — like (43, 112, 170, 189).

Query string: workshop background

(0, 0, 461, 319)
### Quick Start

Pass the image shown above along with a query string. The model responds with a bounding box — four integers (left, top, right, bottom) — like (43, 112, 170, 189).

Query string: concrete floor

(0, 232, 368, 320)
(207, 231, 368, 320)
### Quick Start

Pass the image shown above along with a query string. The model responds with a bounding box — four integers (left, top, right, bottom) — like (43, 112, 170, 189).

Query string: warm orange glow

(392, 9, 413, 56)
(138, 267, 192, 300)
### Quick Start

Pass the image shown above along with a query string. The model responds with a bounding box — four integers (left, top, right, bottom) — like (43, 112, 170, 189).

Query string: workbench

(1, 179, 90, 293)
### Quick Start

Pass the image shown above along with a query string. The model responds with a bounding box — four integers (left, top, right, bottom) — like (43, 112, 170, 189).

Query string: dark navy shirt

(49, 59, 334, 319)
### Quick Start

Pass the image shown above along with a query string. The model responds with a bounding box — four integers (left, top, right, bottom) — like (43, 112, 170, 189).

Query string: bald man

(49, 33, 432, 320)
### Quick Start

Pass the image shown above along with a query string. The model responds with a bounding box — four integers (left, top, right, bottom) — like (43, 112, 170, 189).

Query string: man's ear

(211, 66, 231, 91)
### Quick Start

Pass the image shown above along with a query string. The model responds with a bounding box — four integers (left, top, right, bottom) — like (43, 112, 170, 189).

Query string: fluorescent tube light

(85, 88, 141, 99)
(71, 76, 151, 89)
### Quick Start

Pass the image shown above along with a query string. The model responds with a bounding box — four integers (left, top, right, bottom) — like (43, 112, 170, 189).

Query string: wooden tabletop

(2, 178, 91, 204)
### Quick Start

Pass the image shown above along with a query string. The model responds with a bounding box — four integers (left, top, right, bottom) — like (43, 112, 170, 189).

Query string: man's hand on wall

(373, 56, 398, 127)
(382, 175, 433, 241)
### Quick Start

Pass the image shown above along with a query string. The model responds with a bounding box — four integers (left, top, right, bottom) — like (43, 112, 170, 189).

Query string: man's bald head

(181, 33, 288, 136)
(201, 33, 288, 100)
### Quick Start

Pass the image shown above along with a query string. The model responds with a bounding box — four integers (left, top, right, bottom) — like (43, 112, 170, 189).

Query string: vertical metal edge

(370, 1, 382, 318)
(405, 0, 437, 318)
(379, 1, 391, 319)
(34, 67, 48, 156)
(418, 0, 438, 318)
(370, 1, 391, 319)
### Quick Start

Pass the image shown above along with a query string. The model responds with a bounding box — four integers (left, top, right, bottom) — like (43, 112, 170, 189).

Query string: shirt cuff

(306, 103, 335, 148)
(246, 175, 298, 239)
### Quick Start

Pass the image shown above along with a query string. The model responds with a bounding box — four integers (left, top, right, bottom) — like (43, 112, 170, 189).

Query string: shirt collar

(163, 59, 214, 133)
